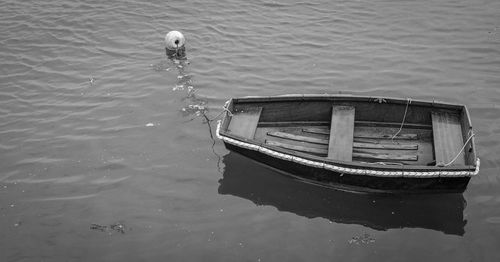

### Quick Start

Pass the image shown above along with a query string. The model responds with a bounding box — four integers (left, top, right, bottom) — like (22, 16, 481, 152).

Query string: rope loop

(204, 100, 233, 122)
(222, 100, 233, 117)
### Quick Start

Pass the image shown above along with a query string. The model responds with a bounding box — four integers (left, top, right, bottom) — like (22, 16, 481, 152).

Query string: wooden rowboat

(216, 94, 480, 193)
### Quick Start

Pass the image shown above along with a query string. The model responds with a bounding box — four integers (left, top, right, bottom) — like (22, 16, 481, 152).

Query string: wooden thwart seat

(328, 106, 355, 161)
(228, 107, 262, 139)
(431, 112, 465, 166)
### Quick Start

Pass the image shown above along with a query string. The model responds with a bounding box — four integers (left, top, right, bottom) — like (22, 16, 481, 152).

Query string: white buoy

(165, 30, 186, 59)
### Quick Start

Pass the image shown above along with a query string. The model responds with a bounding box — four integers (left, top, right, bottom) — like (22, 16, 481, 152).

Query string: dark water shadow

(218, 152, 467, 236)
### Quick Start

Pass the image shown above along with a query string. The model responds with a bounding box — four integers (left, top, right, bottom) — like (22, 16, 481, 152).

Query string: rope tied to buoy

(204, 100, 233, 123)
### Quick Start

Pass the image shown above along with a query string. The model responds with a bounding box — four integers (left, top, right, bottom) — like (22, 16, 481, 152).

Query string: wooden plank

(355, 120, 432, 129)
(258, 121, 329, 127)
(260, 121, 430, 130)
(302, 128, 418, 140)
(431, 112, 465, 165)
(353, 149, 418, 161)
(355, 133, 418, 140)
(353, 152, 418, 161)
(328, 106, 355, 161)
(265, 140, 327, 155)
(354, 142, 418, 150)
(267, 131, 418, 150)
(267, 131, 328, 145)
(301, 127, 329, 135)
(265, 140, 417, 161)
(227, 107, 262, 139)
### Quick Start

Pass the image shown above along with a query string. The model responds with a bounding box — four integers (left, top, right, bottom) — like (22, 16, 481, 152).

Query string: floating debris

(90, 222, 128, 234)
(150, 61, 171, 72)
(173, 84, 185, 91)
(348, 233, 375, 245)
(90, 223, 107, 232)
(110, 223, 126, 234)
(145, 123, 155, 127)
(181, 104, 207, 116)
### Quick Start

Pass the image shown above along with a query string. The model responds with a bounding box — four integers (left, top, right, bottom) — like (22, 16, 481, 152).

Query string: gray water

(1, 0, 500, 261)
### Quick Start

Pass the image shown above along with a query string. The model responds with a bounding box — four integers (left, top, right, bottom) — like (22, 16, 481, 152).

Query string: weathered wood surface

(267, 131, 327, 145)
(354, 121, 432, 129)
(265, 140, 327, 155)
(265, 140, 418, 161)
(227, 107, 262, 139)
(259, 121, 329, 127)
(431, 112, 465, 165)
(233, 96, 445, 126)
(354, 142, 418, 150)
(267, 131, 418, 150)
(259, 121, 431, 129)
(353, 149, 418, 161)
(328, 106, 355, 161)
(302, 128, 418, 140)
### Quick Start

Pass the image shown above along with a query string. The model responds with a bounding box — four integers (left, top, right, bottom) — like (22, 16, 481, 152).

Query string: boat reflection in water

(218, 152, 467, 236)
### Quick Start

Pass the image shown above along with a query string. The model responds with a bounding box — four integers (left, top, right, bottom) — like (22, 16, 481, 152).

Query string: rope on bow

(205, 100, 233, 122)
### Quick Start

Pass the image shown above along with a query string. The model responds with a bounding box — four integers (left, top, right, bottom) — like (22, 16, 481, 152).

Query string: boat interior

(224, 97, 476, 168)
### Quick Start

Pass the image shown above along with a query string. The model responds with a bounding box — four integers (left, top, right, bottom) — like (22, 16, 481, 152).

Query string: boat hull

(224, 142, 471, 193)
(218, 94, 478, 193)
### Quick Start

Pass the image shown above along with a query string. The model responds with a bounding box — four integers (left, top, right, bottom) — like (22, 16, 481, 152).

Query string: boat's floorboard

(255, 124, 434, 166)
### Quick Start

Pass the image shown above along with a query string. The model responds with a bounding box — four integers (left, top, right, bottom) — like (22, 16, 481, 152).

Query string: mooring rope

(204, 101, 233, 122)
(391, 98, 412, 142)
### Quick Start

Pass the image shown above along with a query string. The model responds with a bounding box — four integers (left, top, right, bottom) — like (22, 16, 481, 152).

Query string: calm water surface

(1, 0, 500, 261)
